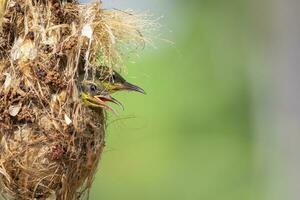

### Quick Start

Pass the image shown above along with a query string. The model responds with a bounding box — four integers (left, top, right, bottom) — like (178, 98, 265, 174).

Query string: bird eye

(90, 84, 97, 92)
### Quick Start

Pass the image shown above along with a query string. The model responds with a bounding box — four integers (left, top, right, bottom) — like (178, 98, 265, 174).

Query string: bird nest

(0, 0, 152, 199)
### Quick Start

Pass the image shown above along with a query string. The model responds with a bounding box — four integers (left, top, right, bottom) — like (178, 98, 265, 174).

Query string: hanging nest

(0, 0, 153, 199)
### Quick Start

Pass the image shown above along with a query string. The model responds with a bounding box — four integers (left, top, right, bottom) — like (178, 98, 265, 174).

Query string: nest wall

(0, 0, 149, 199)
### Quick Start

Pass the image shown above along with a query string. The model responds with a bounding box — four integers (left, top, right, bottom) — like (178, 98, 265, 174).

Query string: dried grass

(0, 0, 154, 199)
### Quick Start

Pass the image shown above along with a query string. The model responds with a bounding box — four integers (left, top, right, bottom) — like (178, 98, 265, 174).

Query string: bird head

(80, 80, 122, 112)
(96, 68, 146, 95)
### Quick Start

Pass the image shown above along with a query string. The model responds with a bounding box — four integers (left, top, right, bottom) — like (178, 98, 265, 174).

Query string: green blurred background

(89, 0, 264, 200)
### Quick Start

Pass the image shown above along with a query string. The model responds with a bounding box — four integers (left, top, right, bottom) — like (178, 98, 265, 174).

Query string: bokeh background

(88, 0, 269, 200)
(88, 0, 300, 198)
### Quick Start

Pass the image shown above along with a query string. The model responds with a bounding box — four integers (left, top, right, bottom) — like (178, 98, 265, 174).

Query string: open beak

(85, 94, 123, 114)
(122, 82, 146, 94)
(94, 95, 124, 110)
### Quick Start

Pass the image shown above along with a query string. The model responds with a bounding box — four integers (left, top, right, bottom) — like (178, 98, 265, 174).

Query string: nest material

(0, 0, 151, 199)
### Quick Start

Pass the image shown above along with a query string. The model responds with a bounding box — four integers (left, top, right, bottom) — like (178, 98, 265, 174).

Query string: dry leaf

(8, 105, 22, 117)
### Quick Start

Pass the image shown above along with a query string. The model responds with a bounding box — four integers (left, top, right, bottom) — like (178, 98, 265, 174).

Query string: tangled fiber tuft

(0, 0, 153, 199)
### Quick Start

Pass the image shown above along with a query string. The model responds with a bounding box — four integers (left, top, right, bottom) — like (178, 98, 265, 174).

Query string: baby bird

(95, 67, 146, 95)
(80, 79, 121, 113)
(79, 66, 145, 113)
